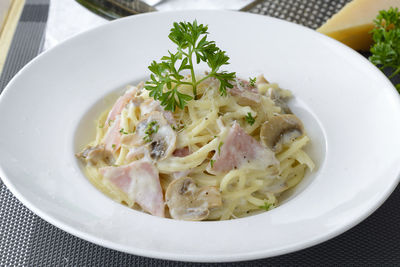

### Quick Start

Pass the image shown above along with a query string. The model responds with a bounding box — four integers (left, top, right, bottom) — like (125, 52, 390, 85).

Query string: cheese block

(317, 0, 400, 51)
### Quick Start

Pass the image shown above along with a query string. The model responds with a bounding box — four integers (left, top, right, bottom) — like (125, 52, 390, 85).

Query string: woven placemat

(1, 0, 399, 265)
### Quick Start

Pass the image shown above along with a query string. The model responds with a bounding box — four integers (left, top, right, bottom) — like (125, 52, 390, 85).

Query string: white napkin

(44, 0, 107, 50)
(44, 0, 254, 50)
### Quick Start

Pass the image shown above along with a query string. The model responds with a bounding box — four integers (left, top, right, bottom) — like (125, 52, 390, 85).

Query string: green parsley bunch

(145, 20, 236, 111)
(369, 7, 400, 92)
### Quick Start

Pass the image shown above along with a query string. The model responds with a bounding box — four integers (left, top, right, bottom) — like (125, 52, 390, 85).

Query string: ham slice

(172, 147, 190, 157)
(229, 79, 261, 106)
(105, 86, 137, 126)
(172, 147, 191, 179)
(100, 160, 165, 217)
(208, 122, 277, 174)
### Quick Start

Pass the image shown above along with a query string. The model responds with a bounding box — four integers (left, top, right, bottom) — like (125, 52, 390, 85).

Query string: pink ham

(100, 160, 165, 217)
(172, 147, 190, 157)
(105, 87, 137, 126)
(103, 116, 121, 152)
(172, 147, 191, 179)
(229, 79, 261, 106)
(208, 122, 277, 174)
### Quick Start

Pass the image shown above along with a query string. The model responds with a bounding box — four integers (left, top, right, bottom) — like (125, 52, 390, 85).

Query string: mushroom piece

(266, 87, 292, 114)
(140, 99, 176, 126)
(256, 74, 269, 86)
(165, 177, 222, 221)
(260, 114, 304, 153)
(121, 111, 176, 160)
(75, 144, 113, 165)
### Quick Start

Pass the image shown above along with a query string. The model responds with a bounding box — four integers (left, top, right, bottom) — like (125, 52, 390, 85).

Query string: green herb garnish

(210, 159, 215, 168)
(145, 20, 236, 111)
(259, 202, 275, 211)
(249, 77, 256, 87)
(111, 144, 116, 149)
(143, 121, 159, 143)
(245, 112, 256, 125)
(369, 7, 400, 92)
(218, 142, 223, 155)
(119, 128, 128, 134)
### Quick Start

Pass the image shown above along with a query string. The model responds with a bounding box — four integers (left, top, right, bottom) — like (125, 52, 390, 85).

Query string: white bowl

(0, 10, 399, 262)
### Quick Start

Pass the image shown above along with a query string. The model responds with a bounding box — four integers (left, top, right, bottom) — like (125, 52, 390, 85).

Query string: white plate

(1, 10, 400, 262)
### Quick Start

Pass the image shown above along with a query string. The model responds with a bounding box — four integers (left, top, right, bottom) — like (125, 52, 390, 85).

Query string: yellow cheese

(317, 0, 400, 51)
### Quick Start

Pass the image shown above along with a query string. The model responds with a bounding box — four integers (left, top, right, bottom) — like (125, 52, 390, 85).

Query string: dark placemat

(1, 0, 399, 266)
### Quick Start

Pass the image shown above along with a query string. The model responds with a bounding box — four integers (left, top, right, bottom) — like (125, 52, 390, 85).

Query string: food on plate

(76, 21, 315, 220)
(317, 0, 400, 51)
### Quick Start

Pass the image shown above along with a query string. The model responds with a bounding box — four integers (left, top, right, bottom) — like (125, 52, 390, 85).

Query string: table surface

(1, 0, 400, 266)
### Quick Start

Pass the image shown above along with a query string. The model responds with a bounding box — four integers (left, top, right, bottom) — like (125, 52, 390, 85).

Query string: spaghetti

(76, 75, 315, 220)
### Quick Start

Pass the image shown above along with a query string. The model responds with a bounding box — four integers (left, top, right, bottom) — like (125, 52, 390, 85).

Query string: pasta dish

(76, 75, 314, 220)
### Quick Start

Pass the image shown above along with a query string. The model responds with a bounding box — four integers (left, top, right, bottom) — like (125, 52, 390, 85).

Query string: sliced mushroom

(256, 74, 269, 86)
(75, 144, 113, 165)
(121, 111, 176, 160)
(256, 75, 270, 95)
(266, 87, 292, 114)
(140, 99, 176, 126)
(260, 114, 304, 153)
(165, 177, 222, 221)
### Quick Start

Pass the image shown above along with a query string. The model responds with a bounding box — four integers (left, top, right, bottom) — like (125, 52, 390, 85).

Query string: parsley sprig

(249, 77, 256, 87)
(145, 20, 236, 111)
(210, 159, 215, 168)
(259, 202, 275, 211)
(218, 142, 223, 155)
(119, 128, 128, 135)
(143, 121, 159, 143)
(245, 112, 256, 125)
(369, 7, 400, 92)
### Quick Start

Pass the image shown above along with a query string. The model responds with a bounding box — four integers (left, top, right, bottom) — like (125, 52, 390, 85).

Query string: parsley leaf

(249, 77, 256, 87)
(145, 20, 236, 111)
(119, 128, 128, 134)
(218, 142, 223, 155)
(369, 7, 400, 92)
(210, 159, 215, 168)
(259, 202, 275, 211)
(143, 121, 159, 143)
(245, 112, 256, 125)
